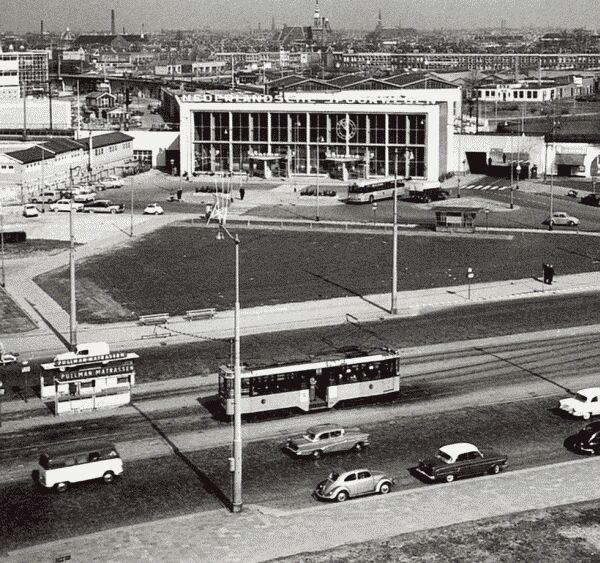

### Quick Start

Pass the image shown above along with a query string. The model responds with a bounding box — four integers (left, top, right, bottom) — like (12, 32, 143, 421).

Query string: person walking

(239, 188, 245, 200)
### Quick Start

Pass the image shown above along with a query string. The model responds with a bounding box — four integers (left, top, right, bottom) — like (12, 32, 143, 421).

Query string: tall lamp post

(391, 148, 399, 314)
(68, 165, 80, 348)
(0, 200, 5, 288)
(548, 119, 559, 231)
(315, 136, 324, 222)
(216, 221, 242, 513)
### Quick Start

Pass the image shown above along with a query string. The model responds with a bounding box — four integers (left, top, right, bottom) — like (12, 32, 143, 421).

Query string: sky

(2, 0, 598, 33)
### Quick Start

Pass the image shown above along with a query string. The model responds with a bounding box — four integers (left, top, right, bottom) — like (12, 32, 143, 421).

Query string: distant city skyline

(2, 0, 599, 34)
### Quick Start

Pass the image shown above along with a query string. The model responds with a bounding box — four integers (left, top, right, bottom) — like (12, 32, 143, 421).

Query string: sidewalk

(4, 456, 600, 563)
(3, 269, 600, 358)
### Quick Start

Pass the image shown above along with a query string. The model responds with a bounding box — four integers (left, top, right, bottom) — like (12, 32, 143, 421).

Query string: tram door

(309, 369, 328, 408)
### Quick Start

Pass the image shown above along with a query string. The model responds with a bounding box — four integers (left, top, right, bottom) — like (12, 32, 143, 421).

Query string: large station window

(251, 112, 268, 143)
(309, 113, 328, 143)
(213, 112, 229, 142)
(389, 115, 407, 145)
(194, 112, 211, 141)
(347, 114, 367, 145)
(290, 113, 307, 143)
(232, 113, 250, 141)
(408, 115, 426, 145)
(271, 112, 287, 143)
(369, 114, 386, 144)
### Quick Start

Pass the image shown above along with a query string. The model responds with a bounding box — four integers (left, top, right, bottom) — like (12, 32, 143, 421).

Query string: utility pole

(0, 200, 5, 288)
(391, 149, 398, 315)
(69, 168, 78, 348)
(130, 181, 134, 238)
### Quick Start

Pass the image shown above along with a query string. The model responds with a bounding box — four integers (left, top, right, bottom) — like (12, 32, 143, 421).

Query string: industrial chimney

(111, 9, 116, 34)
(40, 20, 44, 39)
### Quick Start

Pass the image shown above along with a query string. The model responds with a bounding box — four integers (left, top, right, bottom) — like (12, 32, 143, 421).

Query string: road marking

(498, 186, 509, 191)
(490, 186, 500, 191)
(481, 186, 491, 190)
(471, 185, 483, 190)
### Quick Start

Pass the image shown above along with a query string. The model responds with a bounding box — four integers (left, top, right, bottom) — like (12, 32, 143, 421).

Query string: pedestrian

(542, 263, 549, 284)
(309, 376, 317, 402)
(548, 264, 555, 285)
(239, 188, 245, 200)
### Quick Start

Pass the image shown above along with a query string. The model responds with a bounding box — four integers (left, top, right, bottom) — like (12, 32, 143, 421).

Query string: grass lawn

(275, 502, 600, 562)
(0, 289, 35, 334)
(34, 224, 600, 324)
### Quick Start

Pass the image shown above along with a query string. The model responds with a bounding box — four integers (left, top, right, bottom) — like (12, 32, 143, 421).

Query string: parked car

(143, 203, 164, 215)
(567, 190, 578, 198)
(566, 421, 600, 455)
(416, 442, 508, 483)
(22, 204, 40, 218)
(49, 199, 84, 212)
(30, 190, 60, 204)
(99, 176, 125, 189)
(284, 424, 370, 459)
(427, 190, 448, 202)
(73, 190, 96, 203)
(580, 194, 600, 207)
(543, 211, 580, 226)
(559, 388, 600, 420)
(408, 192, 431, 203)
(313, 469, 394, 502)
(83, 200, 124, 214)
(0, 353, 17, 366)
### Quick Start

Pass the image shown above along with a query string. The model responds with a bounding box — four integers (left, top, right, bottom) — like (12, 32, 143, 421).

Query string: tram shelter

(432, 204, 483, 233)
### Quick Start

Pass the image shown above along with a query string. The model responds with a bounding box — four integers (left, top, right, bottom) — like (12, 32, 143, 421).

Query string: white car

(143, 203, 164, 215)
(49, 199, 84, 212)
(100, 176, 124, 189)
(559, 388, 600, 419)
(546, 211, 580, 226)
(23, 204, 40, 217)
(0, 353, 17, 366)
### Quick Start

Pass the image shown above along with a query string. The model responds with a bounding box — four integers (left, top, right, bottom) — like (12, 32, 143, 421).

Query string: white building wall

(0, 98, 71, 129)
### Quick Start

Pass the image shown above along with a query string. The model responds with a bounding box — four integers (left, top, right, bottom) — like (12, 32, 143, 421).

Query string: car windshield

(328, 472, 339, 481)
(304, 433, 317, 441)
(436, 450, 453, 463)
(575, 393, 589, 403)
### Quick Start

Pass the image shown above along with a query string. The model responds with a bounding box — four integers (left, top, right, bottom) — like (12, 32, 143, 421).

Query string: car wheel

(490, 464, 501, 475)
(110, 209, 116, 214)
(52, 208, 58, 212)
(445, 474, 455, 483)
(102, 471, 115, 484)
(312, 450, 323, 460)
(354, 442, 365, 452)
(55, 482, 68, 493)
(379, 482, 391, 495)
(568, 221, 575, 226)
(335, 490, 348, 502)
(583, 412, 591, 420)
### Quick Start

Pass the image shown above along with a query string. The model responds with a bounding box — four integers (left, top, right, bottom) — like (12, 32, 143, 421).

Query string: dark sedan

(83, 200, 124, 214)
(416, 442, 508, 483)
(580, 194, 600, 207)
(566, 421, 600, 455)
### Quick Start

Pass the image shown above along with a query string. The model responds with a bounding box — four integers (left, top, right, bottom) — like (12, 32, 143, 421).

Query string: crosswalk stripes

(463, 183, 511, 191)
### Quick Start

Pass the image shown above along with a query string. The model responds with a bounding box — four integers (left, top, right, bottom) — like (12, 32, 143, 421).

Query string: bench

(138, 313, 170, 326)
(185, 308, 216, 321)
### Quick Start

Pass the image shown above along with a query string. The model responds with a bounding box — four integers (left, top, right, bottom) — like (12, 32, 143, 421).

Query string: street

(1, 328, 600, 550)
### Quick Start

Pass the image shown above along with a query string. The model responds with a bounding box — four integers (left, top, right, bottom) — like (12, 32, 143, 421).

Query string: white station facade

(176, 81, 460, 184)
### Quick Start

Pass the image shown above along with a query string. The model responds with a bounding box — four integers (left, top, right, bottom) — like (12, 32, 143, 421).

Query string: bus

(38, 442, 123, 493)
(345, 177, 405, 204)
(219, 347, 400, 415)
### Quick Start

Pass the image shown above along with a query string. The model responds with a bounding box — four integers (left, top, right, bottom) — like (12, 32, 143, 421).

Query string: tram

(219, 347, 400, 415)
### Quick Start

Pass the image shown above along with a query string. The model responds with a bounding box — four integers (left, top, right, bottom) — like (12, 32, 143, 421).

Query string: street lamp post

(68, 166, 80, 348)
(216, 222, 242, 513)
(372, 202, 377, 225)
(0, 200, 5, 288)
(391, 148, 399, 315)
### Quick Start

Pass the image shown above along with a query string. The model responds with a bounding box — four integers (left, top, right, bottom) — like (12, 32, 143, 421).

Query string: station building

(173, 74, 462, 184)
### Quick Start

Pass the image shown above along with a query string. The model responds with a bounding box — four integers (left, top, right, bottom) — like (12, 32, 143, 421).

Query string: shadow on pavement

(130, 402, 231, 510)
